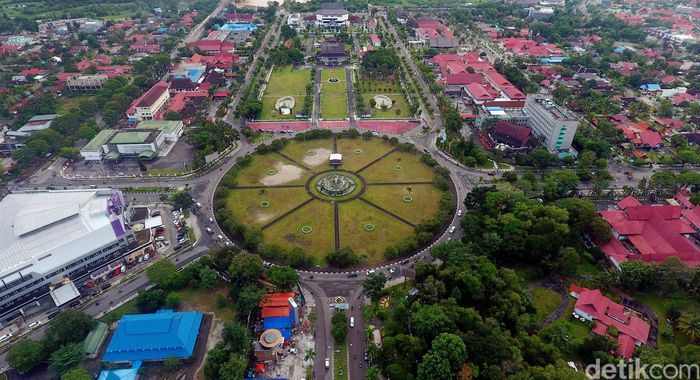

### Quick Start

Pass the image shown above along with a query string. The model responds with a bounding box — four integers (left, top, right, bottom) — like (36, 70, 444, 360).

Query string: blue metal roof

(98, 361, 141, 380)
(102, 310, 203, 362)
(263, 315, 294, 330)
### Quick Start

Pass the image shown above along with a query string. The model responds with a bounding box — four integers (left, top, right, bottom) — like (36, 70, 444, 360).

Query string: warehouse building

(0, 189, 135, 323)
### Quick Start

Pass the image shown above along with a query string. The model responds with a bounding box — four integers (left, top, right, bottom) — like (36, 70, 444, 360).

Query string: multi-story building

(126, 82, 170, 121)
(67, 74, 108, 93)
(523, 94, 578, 157)
(80, 120, 183, 161)
(0, 189, 135, 324)
(316, 3, 349, 28)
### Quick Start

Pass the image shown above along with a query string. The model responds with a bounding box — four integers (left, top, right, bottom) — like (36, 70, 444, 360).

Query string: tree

(531, 147, 553, 168)
(61, 366, 91, 380)
(325, 247, 360, 268)
(417, 352, 452, 380)
(199, 266, 218, 289)
(222, 321, 249, 353)
(136, 289, 165, 313)
(304, 349, 315, 363)
(266, 265, 299, 290)
(204, 342, 228, 380)
(411, 304, 454, 341)
(165, 292, 182, 309)
(363, 273, 387, 302)
(331, 311, 349, 344)
(169, 189, 193, 210)
(228, 254, 264, 287)
(657, 98, 674, 118)
(146, 259, 180, 289)
(58, 147, 80, 159)
(164, 356, 182, 373)
(7, 339, 46, 373)
(677, 314, 700, 342)
(429, 333, 468, 374)
(48, 343, 85, 376)
(44, 310, 96, 351)
(236, 284, 264, 326)
(619, 261, 654, 290)
(280, 24, 297, 40)
(218, 353, 247, 380)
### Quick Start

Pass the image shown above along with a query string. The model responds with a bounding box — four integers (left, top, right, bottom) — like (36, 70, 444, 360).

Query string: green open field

(263, 200, 336, 258)
(532, 287, 562, 324)
(338, 200, 414, 262)
(220, 136, 448, 266)
(1, 0, 201, 19)
(225, 187, 311, 226)
(320, 69, 348, 120)
(361, 151, 436, 183)
(260, 65, 311, 120)
(234, 153, 312, 187)
(335, 138, 394, 172)
(362, 184, 443, 225)
(356, 77, 412, 119)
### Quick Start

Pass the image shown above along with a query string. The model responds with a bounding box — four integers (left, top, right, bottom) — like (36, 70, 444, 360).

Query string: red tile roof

(135, 82, 169, 108)
(465, 83, 494, 101)
(571, 285, 650, 358)
(443, 73, 483, 86)
(19, 68, 48, 76)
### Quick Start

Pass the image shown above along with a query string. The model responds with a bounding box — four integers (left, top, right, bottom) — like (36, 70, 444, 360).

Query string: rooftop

(108, 131, 153, 145)
(0, 190, 128, 280)
(103, 310, 203, 362)
(83, 130, 116, 151)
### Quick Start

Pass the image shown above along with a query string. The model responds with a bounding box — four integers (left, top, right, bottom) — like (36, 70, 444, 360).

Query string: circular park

(214, 132, 455, 268)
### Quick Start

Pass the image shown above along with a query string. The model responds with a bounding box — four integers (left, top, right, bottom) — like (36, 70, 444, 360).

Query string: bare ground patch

(302, 147, 332, 167)
(260, 163, 304, 186)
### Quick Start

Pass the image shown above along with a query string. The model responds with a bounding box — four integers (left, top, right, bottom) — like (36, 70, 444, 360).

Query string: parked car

(217, 235, 224, 242)
(346, 273, 358, 278)
(28, 320, 42, 329)
(196, 202, 202, 208)
(206, 227, 213, 234)
(151, 210, 161, 217)
(366, 269, 375, 276)
(400, 259, 409, 265)
(457, 209, 462, 217)
(325, 358, 330, 369)
(449, 226, 456, 234)
(0, 333, 12, 343)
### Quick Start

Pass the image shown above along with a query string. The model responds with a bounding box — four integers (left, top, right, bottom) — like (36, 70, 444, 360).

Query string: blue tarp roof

(102, 310, 203, 362)
(263, 315, 294, 330)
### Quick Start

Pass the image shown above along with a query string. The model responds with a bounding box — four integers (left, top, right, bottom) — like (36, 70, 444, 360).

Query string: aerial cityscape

(1, 0, 700, 379)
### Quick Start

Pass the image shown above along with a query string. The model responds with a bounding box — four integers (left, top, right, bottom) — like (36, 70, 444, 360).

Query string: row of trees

(8, 310, 96, 377)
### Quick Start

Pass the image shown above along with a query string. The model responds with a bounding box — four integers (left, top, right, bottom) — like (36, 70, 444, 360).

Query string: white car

(325, 357, 330, 368)
(0, 333, 12, 343)
(217, 235, 225, 242)
(389, 267, 396, 274)
(206, 227, 213, 234)
(28, 320, 42, 329)
(457, 209, 462, 217)
(366, 269, 375, 276)
(449, 226, 456, 234)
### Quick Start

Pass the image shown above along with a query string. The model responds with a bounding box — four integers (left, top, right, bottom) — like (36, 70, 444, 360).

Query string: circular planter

(306, 150, 317, 156)
(266, 169, 277, 175)
(259, 200, 271, 208)
(353, 148, 363, 154)
(393, 165, 403, 172)
(301, 226, 313, 234)
(363, 223, 375, 231)
(402, 196, 413, 203)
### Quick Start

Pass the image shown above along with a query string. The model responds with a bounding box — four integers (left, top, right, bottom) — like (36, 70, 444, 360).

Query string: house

(673, 92, 697, 106)
(126, 82, 170, 121)
(569, 285, 650, 359)
(102, 310, 203, 362)
(226, 13, 254, 23)
(7, 114, 59, 139)
(317, 38, 349, 64)
(640, 84, 662, 94)
(260, 293, 298, 340)
(369, 33, 381, 47)
(191, 39, 234, 55)
(598, 196, 700, 268)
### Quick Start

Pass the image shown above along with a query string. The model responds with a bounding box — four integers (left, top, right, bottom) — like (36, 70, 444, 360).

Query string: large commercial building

(523, 94, 578, 157)
(80, 120, 183, 161)
(316, 3, 349, 28)
(0, 189, 135, 323)
(6, 114, 58, 139)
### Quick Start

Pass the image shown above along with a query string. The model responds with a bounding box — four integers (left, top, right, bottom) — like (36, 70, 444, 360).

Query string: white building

(126, 82, 170, 121)
(523, 94, 579, 157)
(0, 189, 135, 323)
(80, 120, 183, 161)
(316, 3, 349, 28)
(287, 13, 303, 30)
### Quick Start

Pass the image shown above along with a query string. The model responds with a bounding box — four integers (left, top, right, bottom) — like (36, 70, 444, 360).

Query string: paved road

(346, 67, 357, 127)
(171, 0, 231, 60)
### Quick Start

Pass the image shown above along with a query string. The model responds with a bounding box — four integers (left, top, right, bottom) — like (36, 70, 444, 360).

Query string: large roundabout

(215, 133, 454, 268)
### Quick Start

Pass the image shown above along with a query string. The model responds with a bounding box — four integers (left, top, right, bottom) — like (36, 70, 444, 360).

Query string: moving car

(28, 320, 42, 329)
(0, 333, 12, 343)
(346, 273, 358, 278)
(350, 317, 355, 328)
(325, 358, 330, 369)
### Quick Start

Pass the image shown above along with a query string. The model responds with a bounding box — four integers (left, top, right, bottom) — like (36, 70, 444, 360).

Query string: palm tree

(304, 349, 316, 363)
(406, 186, 413, 194)
(677, 314, 700, 342)
(259, 189, 268, 197)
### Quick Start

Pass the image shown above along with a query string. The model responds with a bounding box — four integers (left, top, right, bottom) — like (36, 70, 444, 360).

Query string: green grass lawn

(356, 78, 412, 119)
(226, 187, 311, 226)
(56, 95, 91, 114)
(259, 65, 311, 120)
(279, 139, 335, 171)
(633, 291, 700, 346)
(234, 154, 310, 187)
(320, 69, 348, 120)
(177, 283, 236, 320)
(334, 138, 395, 172)
(362, 184, 443, 225)
(533, 287, 562, 324)
(334, 343, 348, 380)
(263, 200, 336, 261)
(361, 151, 437, 183)
(338, 199, 413, 263)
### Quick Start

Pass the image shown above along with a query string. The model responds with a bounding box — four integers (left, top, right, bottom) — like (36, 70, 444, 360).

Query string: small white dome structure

(373, 95, 393, 109)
